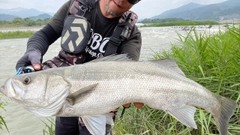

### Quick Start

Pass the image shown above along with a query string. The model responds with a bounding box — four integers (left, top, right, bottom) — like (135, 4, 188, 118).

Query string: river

(0, 25, 225, 135)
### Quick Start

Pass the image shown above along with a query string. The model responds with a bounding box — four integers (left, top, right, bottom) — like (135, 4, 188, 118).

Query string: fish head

(1, 73, 49, 101)
(0, 71, 70, 109)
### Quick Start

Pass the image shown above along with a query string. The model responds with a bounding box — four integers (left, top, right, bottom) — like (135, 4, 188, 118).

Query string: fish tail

(213, 96, 237, 135)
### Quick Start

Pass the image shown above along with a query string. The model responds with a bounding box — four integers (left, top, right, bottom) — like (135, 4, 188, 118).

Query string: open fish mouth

(0, 79, 19, 97)
(0, 85, 4, 93)
(0, 79, 10, 96)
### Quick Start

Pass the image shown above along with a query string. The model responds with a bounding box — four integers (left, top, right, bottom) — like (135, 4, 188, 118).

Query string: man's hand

(123, 102, 144, 108)
(134, 102, 144, 108)
(32, 63, 41, 71)
(16, 50, 42, 71)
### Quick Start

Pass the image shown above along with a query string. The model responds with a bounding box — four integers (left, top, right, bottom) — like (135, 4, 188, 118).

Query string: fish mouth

(0, 81, 8, 96)
(0, 79, 17, 97)
(0, 85, 4, 93)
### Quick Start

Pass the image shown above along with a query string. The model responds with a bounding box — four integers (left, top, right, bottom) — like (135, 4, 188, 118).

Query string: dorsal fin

(150, 58, 186, 76)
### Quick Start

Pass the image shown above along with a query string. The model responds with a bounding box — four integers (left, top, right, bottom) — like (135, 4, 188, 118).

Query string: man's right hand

(123, 102, 144, 109)
(16, 50, 42, 71)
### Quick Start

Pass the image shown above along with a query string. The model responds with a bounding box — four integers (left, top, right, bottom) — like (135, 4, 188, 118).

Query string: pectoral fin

(166, 105, 197, 129)
(66, 83, 98, 105)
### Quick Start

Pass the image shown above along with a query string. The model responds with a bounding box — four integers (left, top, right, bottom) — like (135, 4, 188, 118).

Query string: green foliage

(0, 31, 35, 39)
(0, 96, 9, 132)
(139, 18, 219, 27)
(42, 118, 55, 135)
(0, 18, 49, 27)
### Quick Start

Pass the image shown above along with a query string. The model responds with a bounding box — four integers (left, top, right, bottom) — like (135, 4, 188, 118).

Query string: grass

(140, 20, 219, 27)
(0, 31, 34, 39)
(139, 18, 219, 27)
(0, 101, 8, 132)
(0, 25, 240, 134)
(41, 118, 55, 135)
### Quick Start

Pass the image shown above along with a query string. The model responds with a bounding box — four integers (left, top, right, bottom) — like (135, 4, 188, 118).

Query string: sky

(0, 0, 227, 19)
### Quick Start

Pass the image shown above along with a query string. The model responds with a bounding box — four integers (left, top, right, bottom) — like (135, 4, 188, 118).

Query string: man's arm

(26, 0, 72, 54)
(16, 0, 72, 70)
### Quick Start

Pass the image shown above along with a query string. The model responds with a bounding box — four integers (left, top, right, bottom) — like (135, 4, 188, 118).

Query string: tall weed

(0, 96, 8, 132)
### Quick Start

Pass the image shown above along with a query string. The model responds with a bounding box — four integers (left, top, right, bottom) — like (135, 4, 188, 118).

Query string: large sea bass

(0, 55, 237, 135)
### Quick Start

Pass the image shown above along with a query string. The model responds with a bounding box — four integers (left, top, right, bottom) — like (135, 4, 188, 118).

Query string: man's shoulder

(121, 10, 138, 26)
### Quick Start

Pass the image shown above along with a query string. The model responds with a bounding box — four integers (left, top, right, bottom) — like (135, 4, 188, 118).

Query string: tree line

(0, 18, 50, 27)
(139, 18, 219, 27)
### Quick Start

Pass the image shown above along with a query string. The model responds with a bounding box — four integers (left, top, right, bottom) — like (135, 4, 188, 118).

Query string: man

(16, 0, 143, 134)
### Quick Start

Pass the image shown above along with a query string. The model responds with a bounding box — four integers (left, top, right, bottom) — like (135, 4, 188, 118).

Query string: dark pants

(55, 117, 91, 135)
(55, 117, 112, 135)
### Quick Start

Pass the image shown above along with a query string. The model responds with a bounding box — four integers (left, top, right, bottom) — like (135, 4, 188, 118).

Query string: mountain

(153, 3, 204, 19)
(0, 7, 53, 21)
(152, 0, 240, 21)
(0, 14, 19, 21)
(0, 7, 46, 18)
(29, 14, 52, 21)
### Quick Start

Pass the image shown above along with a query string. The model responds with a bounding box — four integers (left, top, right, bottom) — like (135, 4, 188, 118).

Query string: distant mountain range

(0, 7, 53, 21)
(1, 0, 240, 22)
(152, 0, 240, 21)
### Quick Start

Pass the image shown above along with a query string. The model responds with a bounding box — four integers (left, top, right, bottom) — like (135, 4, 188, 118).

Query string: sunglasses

(128, 0, 141, 4)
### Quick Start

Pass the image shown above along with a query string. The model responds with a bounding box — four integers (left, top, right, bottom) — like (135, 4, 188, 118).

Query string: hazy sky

(0, 0, 227, 19)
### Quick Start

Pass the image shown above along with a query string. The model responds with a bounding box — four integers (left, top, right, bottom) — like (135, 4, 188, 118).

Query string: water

(0, 26, 225, 135)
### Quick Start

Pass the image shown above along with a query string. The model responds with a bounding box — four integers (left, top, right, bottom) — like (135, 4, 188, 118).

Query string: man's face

(102, 0, 134, 17)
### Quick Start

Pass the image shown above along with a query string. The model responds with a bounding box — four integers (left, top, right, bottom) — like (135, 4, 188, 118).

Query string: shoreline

(0, 26, 43, 32)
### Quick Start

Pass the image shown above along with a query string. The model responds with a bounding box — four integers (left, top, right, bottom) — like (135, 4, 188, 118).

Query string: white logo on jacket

(85, 29, 110, 58)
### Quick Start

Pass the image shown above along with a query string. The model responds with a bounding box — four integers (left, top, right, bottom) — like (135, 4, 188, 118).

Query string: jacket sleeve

(26, 0, 72, 55)
(118, 26, 142, 61)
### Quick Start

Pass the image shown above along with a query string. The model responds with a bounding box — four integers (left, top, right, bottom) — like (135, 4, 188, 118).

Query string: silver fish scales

(0, 54, 237, 135)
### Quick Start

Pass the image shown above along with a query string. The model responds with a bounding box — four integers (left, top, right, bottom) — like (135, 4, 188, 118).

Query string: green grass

(140, 20, 219, 27)
(0, 101, 8, 132)
(41, 118, 55, 135)
(0, 31, 34, 39)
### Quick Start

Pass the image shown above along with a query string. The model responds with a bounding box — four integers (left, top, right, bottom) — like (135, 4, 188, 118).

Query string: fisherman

(15, 0, 143, 134)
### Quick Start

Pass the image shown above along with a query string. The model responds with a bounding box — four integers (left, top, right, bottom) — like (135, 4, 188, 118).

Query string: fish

(0, 54, 237, 135)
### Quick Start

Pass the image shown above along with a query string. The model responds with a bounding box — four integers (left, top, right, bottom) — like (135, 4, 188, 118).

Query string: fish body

(0, 55, 237, 135)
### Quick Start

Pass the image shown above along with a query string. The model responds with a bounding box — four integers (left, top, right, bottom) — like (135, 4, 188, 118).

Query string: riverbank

(0, 26, 43, 32)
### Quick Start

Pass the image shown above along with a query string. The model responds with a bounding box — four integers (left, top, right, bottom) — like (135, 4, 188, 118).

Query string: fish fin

(167, 105, 197, 129)
(81, 114, 112, 135)
(66, 83, 98, 105)
(105, 113, 114, 125)
(213, 96, 237, 135)
(151, 58, 185, 76)
(89, 54, 132, 63)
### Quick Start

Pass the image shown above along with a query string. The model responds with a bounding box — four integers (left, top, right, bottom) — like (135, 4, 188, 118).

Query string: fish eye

(23, 76, 31, 84)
